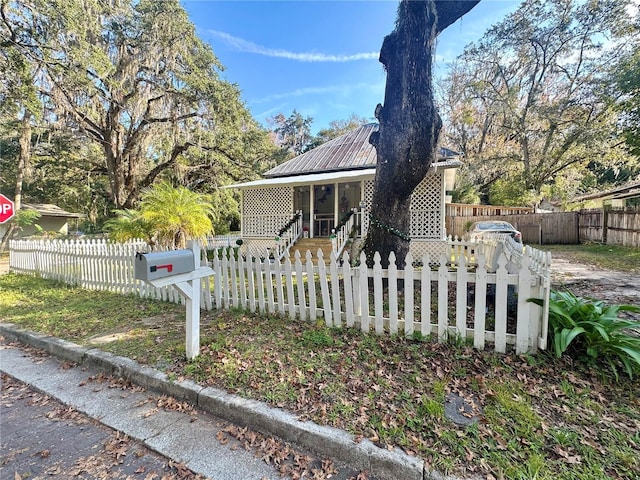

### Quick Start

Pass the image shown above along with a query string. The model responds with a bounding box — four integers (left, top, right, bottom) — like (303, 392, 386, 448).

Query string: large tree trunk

(1, 111, 31, 252)
(364, 0, 480, 267)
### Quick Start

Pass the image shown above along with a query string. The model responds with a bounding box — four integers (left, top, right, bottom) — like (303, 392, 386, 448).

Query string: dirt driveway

(550, 251, 640, 317)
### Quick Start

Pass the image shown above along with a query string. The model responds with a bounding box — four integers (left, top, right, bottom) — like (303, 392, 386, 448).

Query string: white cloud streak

(253, 81, 385, 104)
(207, 30, 378, 62)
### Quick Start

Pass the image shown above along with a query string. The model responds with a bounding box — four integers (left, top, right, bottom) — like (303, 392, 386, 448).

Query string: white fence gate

(9, 237, 551, 354)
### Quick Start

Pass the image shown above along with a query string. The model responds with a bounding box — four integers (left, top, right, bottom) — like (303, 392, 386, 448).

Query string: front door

(313, 184, 335, 236)
(294, 182, 363, 238)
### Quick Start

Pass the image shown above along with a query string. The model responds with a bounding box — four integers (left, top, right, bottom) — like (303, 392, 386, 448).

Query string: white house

(228, 123, 461, 260)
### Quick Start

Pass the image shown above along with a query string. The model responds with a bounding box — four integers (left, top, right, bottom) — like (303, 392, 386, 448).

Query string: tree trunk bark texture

(1, 111, 31, 252)
(364, 0, 480, 267)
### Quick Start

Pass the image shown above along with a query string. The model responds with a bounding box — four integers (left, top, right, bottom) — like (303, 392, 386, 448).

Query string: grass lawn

(1, 247, 639, 479)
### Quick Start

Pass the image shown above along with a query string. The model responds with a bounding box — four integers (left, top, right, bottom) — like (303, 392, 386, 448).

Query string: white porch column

(309, 185, 315, 238)
(333, 182, 339, 228)
(440, 171, 447, 239)
(360, 180, 366, 237)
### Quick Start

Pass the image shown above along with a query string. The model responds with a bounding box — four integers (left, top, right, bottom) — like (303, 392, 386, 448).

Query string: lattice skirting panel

(409, 240, 449, 262)
(240, 238, 277, 256)
(344, 239, 448, 264)
(409, 172, 442, 239)
(362, 180, 374, 234)
(361, 174, 443, 240)
(242, 187, 293, 236)
(243, 187, 292, 216)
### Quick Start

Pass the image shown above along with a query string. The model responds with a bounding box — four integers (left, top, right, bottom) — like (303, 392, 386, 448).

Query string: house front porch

(228, 123, 462, 261)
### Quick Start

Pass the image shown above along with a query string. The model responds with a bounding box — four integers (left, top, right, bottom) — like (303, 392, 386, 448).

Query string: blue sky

(181, 0, 522, 134)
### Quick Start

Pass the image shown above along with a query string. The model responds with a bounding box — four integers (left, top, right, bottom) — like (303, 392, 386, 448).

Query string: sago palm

(104, 209, 153, 244)
(140, 182, 215, 249)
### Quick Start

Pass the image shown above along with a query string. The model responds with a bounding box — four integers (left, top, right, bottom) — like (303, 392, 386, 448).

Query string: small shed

(566, 181, 640, 210)
(19, 203, 84, 236)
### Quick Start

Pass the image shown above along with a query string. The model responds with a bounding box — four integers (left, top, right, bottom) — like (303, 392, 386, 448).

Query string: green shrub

(301, 328, 334, 347)
(530, 290, 640, 380)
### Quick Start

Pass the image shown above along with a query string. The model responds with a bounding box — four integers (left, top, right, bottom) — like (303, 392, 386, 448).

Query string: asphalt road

(2, 373, 203, 480)
(1, 340, 367, 480)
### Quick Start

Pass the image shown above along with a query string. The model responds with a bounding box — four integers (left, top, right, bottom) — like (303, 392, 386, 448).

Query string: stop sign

(0, 194, 15, 224)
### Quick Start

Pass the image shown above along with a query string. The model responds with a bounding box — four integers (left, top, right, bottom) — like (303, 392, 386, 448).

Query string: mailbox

(135, 250, 195, 281)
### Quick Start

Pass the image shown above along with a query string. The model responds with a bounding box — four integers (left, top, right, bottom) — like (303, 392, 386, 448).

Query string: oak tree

(363, 0, 480, 266)
(440, 0, 639, 205)
(3, 0, 273, 211)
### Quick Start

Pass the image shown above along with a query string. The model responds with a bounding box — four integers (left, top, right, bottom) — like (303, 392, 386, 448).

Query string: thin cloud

(253, 81, 385, 104)
(208, 30, 378, 62)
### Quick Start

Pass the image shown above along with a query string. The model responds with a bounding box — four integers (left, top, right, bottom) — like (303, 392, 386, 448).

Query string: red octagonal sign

(0, 194, 15, 224)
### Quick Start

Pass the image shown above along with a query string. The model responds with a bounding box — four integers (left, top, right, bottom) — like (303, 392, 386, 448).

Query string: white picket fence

(8, 237, 551, 354)
(203, 233, 242, 249)
(8, 238, 194, 306)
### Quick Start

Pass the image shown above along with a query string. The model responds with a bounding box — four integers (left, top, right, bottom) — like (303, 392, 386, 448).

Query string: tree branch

(435, 1, 481, 34)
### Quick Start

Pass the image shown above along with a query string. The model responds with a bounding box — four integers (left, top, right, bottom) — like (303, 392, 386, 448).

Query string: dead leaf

(143, 407, 159, 418)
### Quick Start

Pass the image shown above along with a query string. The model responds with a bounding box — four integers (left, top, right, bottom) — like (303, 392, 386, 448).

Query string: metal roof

(570, 180, 640, 203)
(227, 160, 461, 190)
(23, 203, 85, 218)
(228, 168, 377, 189)
(264, 123, 461, 178)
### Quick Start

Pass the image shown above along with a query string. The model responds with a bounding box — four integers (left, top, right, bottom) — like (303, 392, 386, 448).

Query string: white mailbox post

(134, 241, 213, 360)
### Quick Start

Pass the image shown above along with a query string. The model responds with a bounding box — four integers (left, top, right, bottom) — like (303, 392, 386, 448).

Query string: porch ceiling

(226, 168, 377, 189)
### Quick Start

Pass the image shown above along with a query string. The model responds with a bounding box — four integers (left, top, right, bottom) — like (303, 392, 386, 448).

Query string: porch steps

(288, 238, 333, 264)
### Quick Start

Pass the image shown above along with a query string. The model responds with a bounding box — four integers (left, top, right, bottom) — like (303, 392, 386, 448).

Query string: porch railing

(275, 211, 303, 261)
(331, 209, 358, 259)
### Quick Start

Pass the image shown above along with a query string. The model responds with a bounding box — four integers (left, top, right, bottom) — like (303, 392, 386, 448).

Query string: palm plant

(531, 290, 640, 380)
(104, 209, 153, 244)
(139, 181, 215, 249)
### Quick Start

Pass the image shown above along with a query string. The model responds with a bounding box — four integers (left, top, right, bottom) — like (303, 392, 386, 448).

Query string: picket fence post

(295, 251, 306, 320)
(317, 251, 332, 326)
(437, 253, 449, 341)
(373, 252, 384, 335)
(306, 251, 317, 321)
(420, 254, 432, 337)
(494, 254, 509, 353)
(388, 252, 398, 335)
(273, 255, 285, 314)
(264, 256, 272, 311)
(358, 251, 369, 332)
(404, 252, 415, 337)
(342, 252, 354, 328)
(456, 254, 468, 339)
(473, 253, 488, 350)
(285, 256, 295, 318)
(516, 252, 533, 354)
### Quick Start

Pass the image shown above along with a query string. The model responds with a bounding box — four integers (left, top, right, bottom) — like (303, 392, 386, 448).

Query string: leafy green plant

(302, 328, 334, 347)
(105, 182, 215, 249)
(530, 290, 640, 379)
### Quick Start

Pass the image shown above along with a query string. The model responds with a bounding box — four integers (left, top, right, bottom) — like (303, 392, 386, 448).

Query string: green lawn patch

(1, 272, 638, 479)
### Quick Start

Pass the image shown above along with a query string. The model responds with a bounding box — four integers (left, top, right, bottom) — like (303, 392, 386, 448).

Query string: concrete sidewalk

(1, 323, 427, 480)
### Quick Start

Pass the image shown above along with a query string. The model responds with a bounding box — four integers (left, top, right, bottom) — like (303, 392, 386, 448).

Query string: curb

(1, 323, 429, 480)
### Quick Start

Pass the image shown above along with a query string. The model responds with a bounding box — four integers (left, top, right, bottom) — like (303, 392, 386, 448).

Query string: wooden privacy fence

(578, 208, 640, 247)
(447, 212, 580, 245)
(9, 237, 551, 355)
(447, 207, 640, 247)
